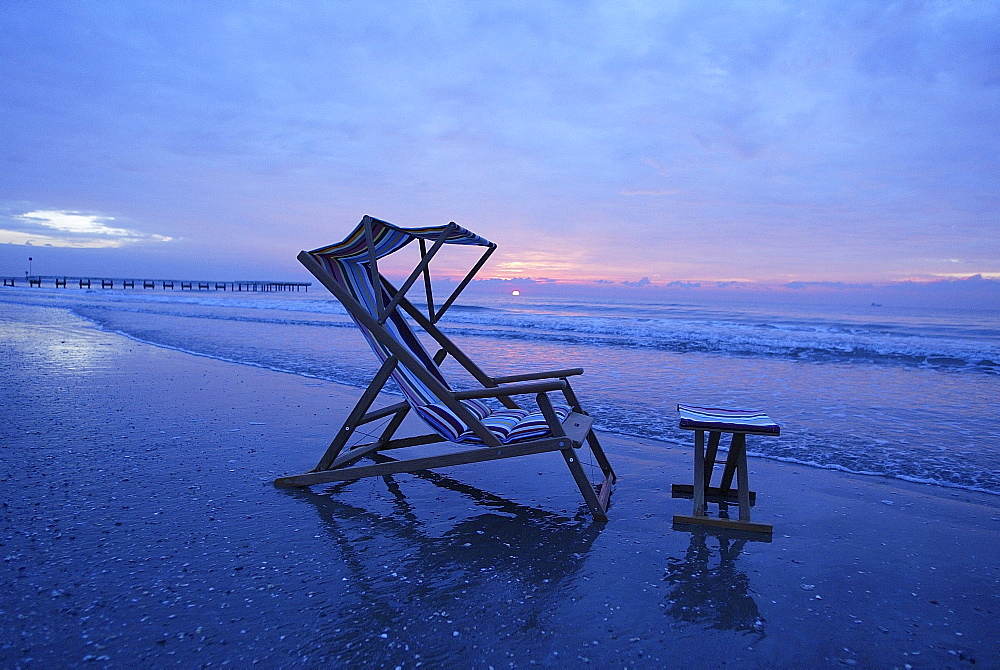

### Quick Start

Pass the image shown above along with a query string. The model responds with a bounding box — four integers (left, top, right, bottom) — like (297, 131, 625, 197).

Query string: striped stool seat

(677, 405, 780, 435)
(673, 404, 779, 535)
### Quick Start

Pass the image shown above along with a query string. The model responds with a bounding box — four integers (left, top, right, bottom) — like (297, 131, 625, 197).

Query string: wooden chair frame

(275, 219, 616, 520)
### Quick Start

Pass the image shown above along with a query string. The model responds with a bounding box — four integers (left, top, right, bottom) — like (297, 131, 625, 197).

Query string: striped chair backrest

(309, 218, 493, 441)
(330, 254, 447, 407)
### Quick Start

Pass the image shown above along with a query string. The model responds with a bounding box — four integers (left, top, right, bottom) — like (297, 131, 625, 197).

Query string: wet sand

(2, 305, 998, 668)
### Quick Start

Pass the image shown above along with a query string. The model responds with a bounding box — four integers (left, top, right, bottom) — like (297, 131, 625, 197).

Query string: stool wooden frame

(672, 410, 778, 535)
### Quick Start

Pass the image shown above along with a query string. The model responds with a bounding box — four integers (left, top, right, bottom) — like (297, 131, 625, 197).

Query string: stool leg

(719, 433, 739, 495)
(704, 431, 721, 488)
(734, 433, 751, 521)
(692, 430, 706, 517)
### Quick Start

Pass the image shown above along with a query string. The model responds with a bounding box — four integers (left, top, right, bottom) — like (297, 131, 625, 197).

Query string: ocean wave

(590, 419, 1000, 497)
(5, 288, 996, 374)
(116, 308, 1000, 373)
(435, 322, 1000, 374)
(40, 293, 997, 498)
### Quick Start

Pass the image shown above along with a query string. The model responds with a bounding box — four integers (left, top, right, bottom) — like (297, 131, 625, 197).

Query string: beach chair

(274, 216, 616, 520)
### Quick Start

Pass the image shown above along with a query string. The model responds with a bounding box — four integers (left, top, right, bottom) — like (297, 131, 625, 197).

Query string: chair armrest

(491, 368, 584, 384)
(452, 379, 567, 400)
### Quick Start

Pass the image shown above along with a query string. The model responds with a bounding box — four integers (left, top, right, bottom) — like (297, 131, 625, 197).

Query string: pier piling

(2, 276, 310, 292)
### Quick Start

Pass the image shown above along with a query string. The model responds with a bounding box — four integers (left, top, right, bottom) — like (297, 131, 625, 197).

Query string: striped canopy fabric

(676, 404, 780, 435)
(310, 216, 568, 444)
(310, 217, 492, 261)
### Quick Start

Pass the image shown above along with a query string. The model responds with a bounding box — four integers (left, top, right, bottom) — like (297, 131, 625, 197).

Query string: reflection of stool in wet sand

(672, 405, 779, 535)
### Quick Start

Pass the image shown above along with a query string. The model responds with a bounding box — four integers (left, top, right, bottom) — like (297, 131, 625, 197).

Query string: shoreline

(2, 284, 998, 498)
(2, 304, 998, 668)
(62, 303, 1000, 500)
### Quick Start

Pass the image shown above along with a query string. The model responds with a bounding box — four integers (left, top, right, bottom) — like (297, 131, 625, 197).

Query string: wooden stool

(672, 404, 779, 535)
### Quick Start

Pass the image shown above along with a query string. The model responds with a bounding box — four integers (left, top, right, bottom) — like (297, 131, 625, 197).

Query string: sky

(1, 1, 998, 300)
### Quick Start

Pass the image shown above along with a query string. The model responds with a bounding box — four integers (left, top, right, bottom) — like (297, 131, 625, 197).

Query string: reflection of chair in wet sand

(662, 529, 765, 635)
(275, 216, 615, 520)
(282, 473, 602, 666)
(286, 471, 602, 643)
(296, 468, 602, 580)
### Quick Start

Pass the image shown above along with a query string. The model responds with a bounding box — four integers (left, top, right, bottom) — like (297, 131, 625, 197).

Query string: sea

(3, 284, 998, 496)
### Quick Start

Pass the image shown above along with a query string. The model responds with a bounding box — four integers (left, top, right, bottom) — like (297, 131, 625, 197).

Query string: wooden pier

(1, 276, 310, 292)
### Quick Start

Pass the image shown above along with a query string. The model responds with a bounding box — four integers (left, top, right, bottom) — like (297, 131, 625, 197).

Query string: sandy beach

(2, 304, 998, 668)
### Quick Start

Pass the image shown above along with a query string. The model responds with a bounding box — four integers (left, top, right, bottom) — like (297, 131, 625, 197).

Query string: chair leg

(315, 356, 397, 471)
(561, 448, 608, 521)
(553, 383, 616, 494)
(583, 430, 615, 510)
(376, 405, 410, 445)
(584, 429, 616, 483)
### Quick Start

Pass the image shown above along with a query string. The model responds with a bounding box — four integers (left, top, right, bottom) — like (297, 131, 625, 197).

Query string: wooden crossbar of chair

(278, 373, 614, 519)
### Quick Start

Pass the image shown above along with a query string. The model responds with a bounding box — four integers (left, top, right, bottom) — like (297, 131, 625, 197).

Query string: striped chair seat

(415, 400, 571, 444)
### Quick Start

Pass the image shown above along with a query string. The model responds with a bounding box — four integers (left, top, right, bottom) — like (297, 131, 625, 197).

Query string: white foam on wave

(593, 420, 998, 496)
(9, 288, 999, 496)
(741, 450, 1000, 497)
(8, 286, 996, 370)
(73, 311, 361, 388)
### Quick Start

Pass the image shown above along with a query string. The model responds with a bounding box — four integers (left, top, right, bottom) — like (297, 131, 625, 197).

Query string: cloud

(0, 210, 172, 248)
(929, 272, 1000, 280)
(619, 189, 683, 197)
(621, 276, 651, 287)
(784, 281, 876, 290)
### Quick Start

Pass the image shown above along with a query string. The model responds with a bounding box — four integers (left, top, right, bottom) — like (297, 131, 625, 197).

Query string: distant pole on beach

(28, 257, 32, 277)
